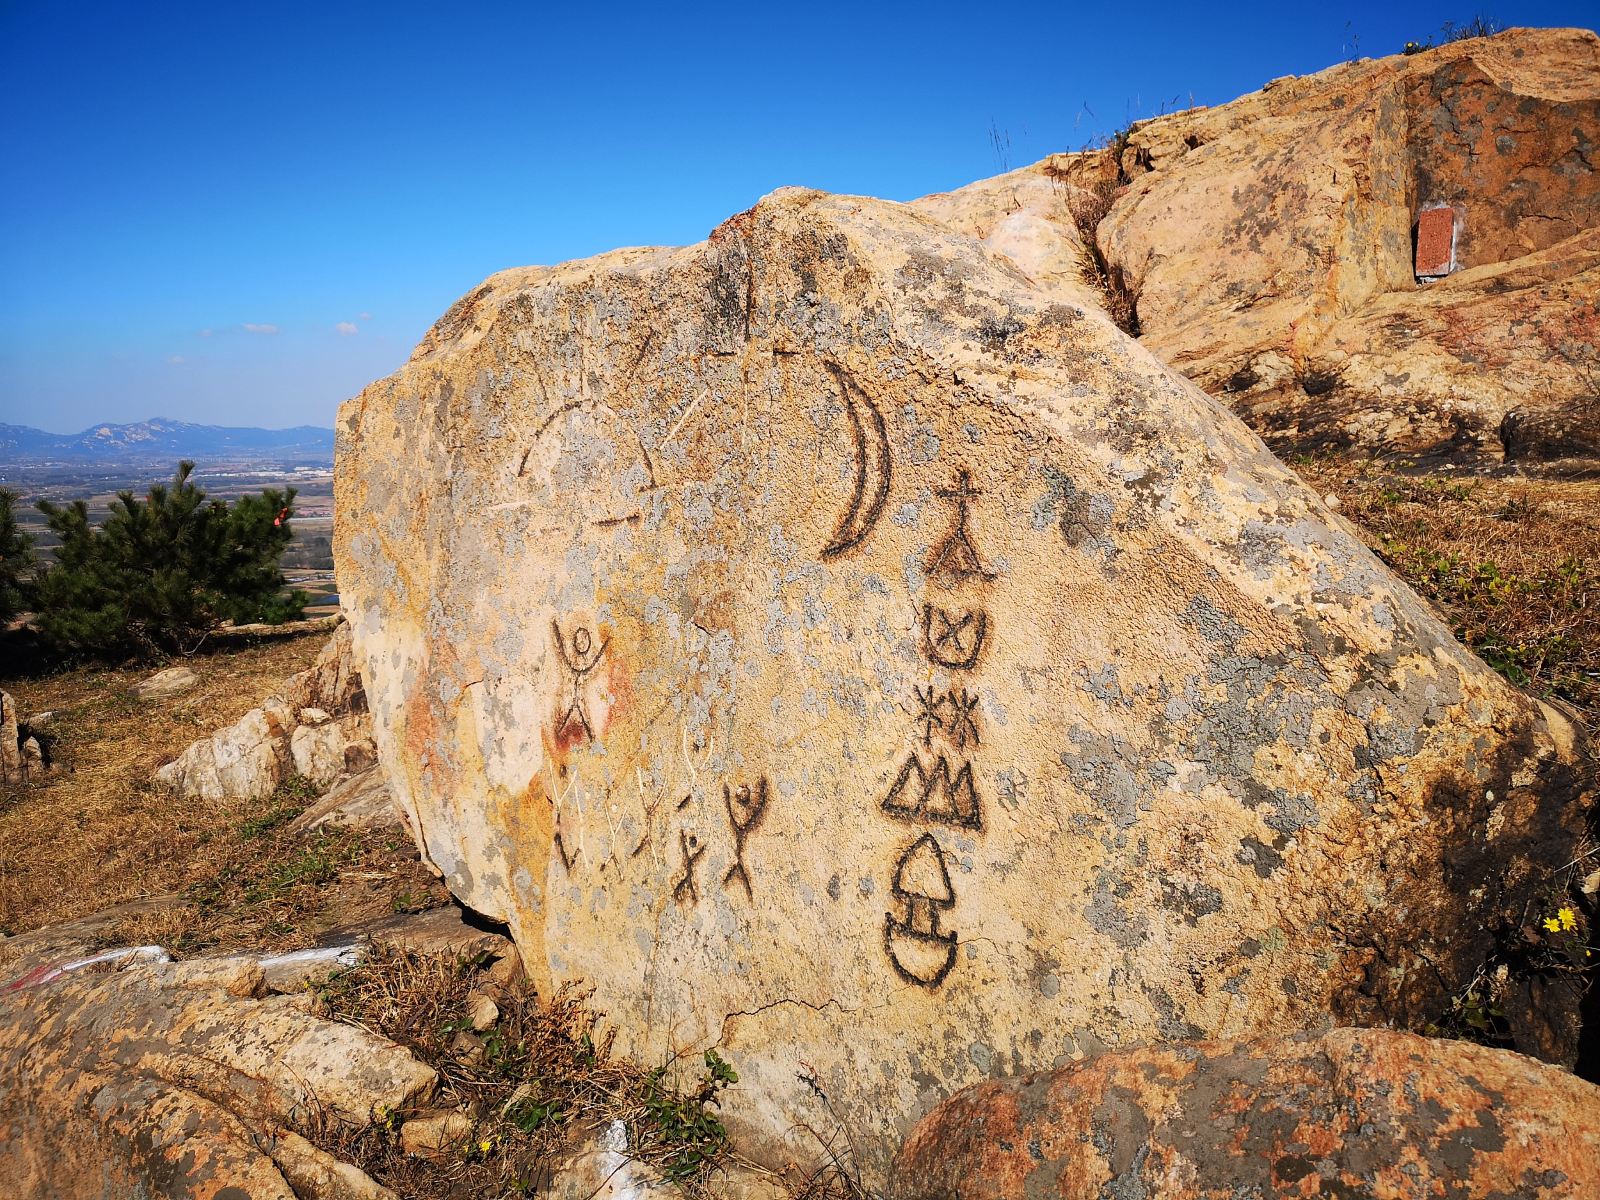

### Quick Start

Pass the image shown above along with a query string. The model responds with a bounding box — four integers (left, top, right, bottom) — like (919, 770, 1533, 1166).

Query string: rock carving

(552, 620, 609, 746)
(820, 366, 893, 560)
(884, 833, 959, 988)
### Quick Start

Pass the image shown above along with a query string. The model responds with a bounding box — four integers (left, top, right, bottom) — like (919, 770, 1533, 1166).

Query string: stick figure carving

(910, 686, 981, 748)
(721, 778, 769, 900)
(912, 685, 945, 747)
(883, 833, 958, 988)
(552, 619, 610, 745)
(925, 469, 995, 586)
(672, 830, 706, 905)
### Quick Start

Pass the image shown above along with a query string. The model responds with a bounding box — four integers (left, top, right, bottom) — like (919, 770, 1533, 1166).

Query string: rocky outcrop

(918, 28, 1600, 466)
(334, 182, 1592, 1181)
(287, 766, 402, 836)
(0, 952, 432, 1199)
(0, 690, 54, 787)
(156, 622, 375, 802)
(891, 1028, 1600, 1199)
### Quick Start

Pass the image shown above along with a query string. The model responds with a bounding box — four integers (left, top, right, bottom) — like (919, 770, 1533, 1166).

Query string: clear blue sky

(1, 0, 1593, 433)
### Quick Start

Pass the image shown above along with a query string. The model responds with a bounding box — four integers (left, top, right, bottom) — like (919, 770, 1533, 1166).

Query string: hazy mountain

(0, 419, 334, 464)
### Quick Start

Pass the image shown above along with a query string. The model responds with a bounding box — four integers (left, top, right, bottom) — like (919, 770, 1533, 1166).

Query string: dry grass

(0, 629, 448, 947)
(301, 947, 863, 1200)
(1048, 154, 1143, 337)
(1297, 456, 1600, 716)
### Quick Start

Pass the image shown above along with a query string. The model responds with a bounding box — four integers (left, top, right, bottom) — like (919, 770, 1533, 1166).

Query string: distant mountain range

(0, 419, 335, 464)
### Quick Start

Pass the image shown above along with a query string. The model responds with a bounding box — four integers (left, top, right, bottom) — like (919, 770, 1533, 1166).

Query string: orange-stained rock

(334, 177, 1593, 1185)
(919, 28, 1600, 466)
(891, 1028, 1600, 1200)
(0, 952, 431, 1199)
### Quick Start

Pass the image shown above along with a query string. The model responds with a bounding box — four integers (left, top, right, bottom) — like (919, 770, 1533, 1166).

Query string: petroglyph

(552, 620, 609, 746)
(820, 366, 893, 560)
(721, 778, 770, 900)
(884, 833, 958, 988)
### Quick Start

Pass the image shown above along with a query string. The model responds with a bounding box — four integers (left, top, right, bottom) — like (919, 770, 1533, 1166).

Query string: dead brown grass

(1049, 156, 1143, 337)
(1296, 456, 1600, 716)
(0, 630, 447, 947)
(302, 947, 861, 1200)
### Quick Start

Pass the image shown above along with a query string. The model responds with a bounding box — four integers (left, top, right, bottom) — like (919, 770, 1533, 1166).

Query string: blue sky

(1, 1, 1594, 433)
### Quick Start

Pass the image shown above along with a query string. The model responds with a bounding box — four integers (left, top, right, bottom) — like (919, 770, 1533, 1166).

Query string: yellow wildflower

(1542, 907, 1578, 934)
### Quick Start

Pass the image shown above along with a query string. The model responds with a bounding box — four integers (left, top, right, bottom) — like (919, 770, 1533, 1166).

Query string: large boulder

(919, 28, 1600, 465)
(334, 186, 1591, 1180)
(891, 1028, 1600, 1199)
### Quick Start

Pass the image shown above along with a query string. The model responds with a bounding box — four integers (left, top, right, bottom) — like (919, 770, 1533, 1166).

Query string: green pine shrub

(33, 461, 307, 659)
(0, 488, 36, 627)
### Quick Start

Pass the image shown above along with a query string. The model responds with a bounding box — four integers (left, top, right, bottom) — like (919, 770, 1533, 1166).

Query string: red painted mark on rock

(1416, 207, 1457, 279)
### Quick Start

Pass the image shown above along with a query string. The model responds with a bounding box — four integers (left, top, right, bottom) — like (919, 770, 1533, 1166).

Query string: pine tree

(34, 462, 307, 658)
(0, 488, 36, 627)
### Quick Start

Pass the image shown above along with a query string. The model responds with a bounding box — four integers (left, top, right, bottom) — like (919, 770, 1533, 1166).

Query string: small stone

(1324, 492, 1341, 510)
(290, 721, 349, 788)
(547, 1119, 678, 1199)
(300, 707, 332, 726)
(358, 907, 514, 962)
(466, 991, 499, 1031)
(1582, 867, 1600, 896)
(399, 1110, 472, 1159)
(132, 666, 199, 700)
(286, 768, 401, 837)
(449, 1030, 486, 1065)
(500, 1082, 537, 1113)
(155, 624, 370, 804)
(485, 949, 525, 987)
(1, 690, 26, 785)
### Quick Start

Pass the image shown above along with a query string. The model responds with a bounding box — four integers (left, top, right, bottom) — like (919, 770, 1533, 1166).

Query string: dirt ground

(0, 628, 449, 953)
(1295, 459, 1600, 717)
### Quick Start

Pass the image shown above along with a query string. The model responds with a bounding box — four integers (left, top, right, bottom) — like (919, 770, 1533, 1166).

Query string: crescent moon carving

(821, 365, 892, 560)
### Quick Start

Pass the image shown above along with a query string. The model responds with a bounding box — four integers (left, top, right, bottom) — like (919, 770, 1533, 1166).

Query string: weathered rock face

(0, 689, 54, 787)
(0, 952, 430, 1199)
(335, 187, 1591, 1180)
(924, 28, 1600, 465)
(134, 665, 200, 700)
(156, 623, 375, 802)
(891, 1028, 1600, 1199)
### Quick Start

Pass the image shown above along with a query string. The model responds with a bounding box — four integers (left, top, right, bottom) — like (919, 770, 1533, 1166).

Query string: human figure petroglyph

(909, 686, 982, 749)
(672, 830, 706, 905)
(552, 619, 610, 745)
(721, 778, 769, 900)
(943, 688, 981, 749)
